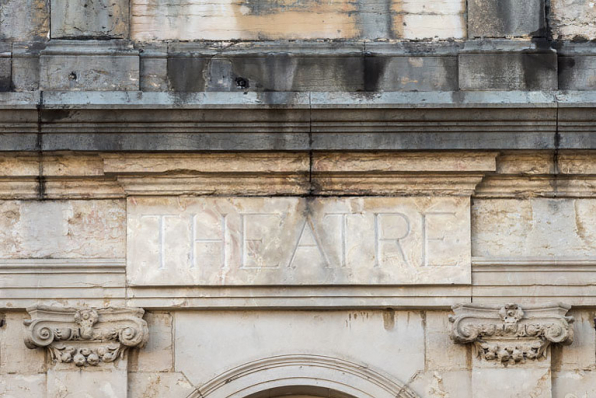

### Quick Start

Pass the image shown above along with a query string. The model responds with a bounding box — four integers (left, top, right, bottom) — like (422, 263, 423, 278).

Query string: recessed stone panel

(40, 42, 139, 91)
(459, 53, 557, 91)
(51, 0, 129, 39)
(127, 196, 471, 286)
(0, 200, 126, 259)
(472, 198, 596, 258)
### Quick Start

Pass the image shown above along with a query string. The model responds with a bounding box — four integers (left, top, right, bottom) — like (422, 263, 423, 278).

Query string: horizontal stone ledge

(3, 91, 596, 151)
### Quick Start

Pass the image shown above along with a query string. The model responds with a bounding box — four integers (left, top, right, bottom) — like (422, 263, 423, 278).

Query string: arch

(189, 354, 420, 398)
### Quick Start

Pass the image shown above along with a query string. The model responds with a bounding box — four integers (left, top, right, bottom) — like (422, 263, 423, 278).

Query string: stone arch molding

(188, 354, 420, 398)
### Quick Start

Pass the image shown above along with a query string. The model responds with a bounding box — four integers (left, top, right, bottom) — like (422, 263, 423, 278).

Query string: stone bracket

(24, 305, 148, 367)
(449, 302, 574, 364)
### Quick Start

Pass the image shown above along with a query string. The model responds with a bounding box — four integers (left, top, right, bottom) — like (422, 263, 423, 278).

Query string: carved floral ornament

(449, 303, 574, 364)
(24, 306, 148, 367)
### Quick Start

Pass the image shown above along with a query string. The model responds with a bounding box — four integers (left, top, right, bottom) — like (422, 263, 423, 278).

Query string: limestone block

(552, 310, 596, 371)
(472, 199, 596, 258)
(425, 311, 468, 370)
(11, 43, 42, 92)
(0, 0, 49, 41)
(128, 196, 471, 286)
(129, 312, 173, 372)
(51, 0, 129, 39)
(46, 367, 127, 398)
(0, 258, 126, 309)
(132, 0, 362, 41)
(559, 56, 596, 90)
(174, 310, 425, 387)
(473, 368, 551, 398)
(132, 0, 465, 41)
(468, 0, 545, 37)
(553, 370, 596, 397)
(459, 53, 558, 91)
(374, 56, 459, 92)
(225, 56, 366, 92)
(167, 57, 209, 92)
(140, 44, 168, 92)
(398, 14, 465, 40)
(0, 313, 45, 374)
(40, 41, 139, 91)
(0, 200, 126, 258)
(408, 371, 472, 398)
(551, 0, 596, 40)
(0, 374, 46, 398)
(128, 372, 195, 398)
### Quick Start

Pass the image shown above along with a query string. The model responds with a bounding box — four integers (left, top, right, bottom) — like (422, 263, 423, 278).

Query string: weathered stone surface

(140, 44, 168, 92)
(40, 41, 139, 91)
(11, 43, 42, 92)
(473, 368, 551, 398)
(0, 200, 126, 259)
(559, 56, 596, 90)
(174, 310, 425, 389)
(551, 310, 596, 371)
(408, 371, 472, 398)
(0, 259, 126, 308)
(459, 53, 558, 90)
(46, 367, 127, 398)
(128, 372, 195, 398)
(51, 0, 129, 39)
(129, 312, 173, 372)
(551, 0, 596, 40)
(468, 0, 545, 37)
(397, 1, 465, 40)
(0, 44, 10, 92)
(132, 0, 465, 41)
(0, 374, 46, 398)
(0, 57, 10, 92)
(0, 312, 46, 374)
(0, 0, 49, 41)
(128, 196, 471, 286)
(425, 311, 468, 370)
(472, 199, 596, 258)
(132, 0, 362, 41)
(552, 370, 596, 397)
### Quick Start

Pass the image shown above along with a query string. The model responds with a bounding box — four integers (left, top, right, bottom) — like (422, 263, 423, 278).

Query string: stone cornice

(3, 91, 596, 152)
(24, 305, 148, 367)
(449, 303, 574, 364)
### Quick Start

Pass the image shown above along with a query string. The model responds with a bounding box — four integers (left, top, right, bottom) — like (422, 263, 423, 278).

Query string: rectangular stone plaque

(127, 197, 471, 285)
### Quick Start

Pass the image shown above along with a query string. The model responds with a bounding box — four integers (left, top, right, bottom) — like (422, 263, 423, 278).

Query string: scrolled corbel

(24, 305, 148, 367)
(449, 302, 574, 364)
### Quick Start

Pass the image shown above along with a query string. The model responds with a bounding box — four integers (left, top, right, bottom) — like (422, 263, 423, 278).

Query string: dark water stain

(363, 56, 388, 92)
(167, 57, 208, 92)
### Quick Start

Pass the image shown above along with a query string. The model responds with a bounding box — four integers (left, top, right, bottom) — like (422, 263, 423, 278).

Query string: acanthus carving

(24, 306, 148, 367)
(449, 303, 574, 364)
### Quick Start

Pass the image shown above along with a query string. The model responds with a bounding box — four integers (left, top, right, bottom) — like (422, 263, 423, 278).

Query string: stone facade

(2, 1, 596, 398)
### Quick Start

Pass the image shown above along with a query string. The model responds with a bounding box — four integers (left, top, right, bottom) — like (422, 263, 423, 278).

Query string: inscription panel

(128, 197, 471, 285)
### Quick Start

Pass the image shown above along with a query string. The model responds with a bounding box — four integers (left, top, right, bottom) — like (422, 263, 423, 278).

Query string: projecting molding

(24, 306, 148, 367)
(449, 303, 574, 364)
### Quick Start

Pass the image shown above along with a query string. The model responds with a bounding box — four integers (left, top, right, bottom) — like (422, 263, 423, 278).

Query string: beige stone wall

(0, 151, 595, 397)
(131, 0, 466, 41)
(5, 0, 596, 42)
(2, 308, 594, 397)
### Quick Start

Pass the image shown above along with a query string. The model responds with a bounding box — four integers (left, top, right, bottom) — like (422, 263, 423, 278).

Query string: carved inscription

(128, 197, 471, 285)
